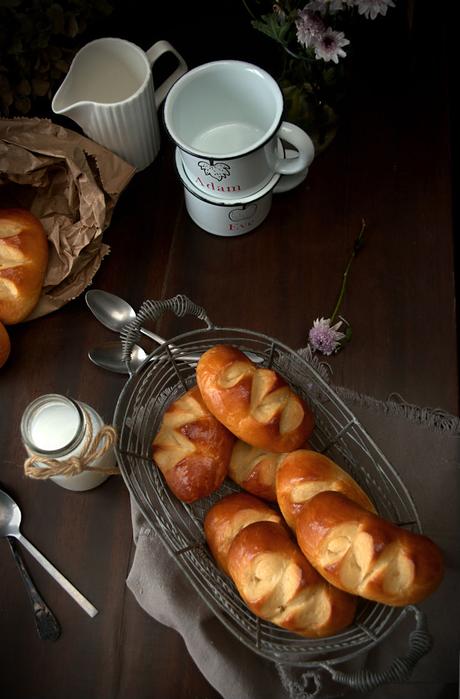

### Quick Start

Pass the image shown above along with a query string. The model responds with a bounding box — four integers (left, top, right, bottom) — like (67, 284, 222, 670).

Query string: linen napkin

(127, 385, 460, 699)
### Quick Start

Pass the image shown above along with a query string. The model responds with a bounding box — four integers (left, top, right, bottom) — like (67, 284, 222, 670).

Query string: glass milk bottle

(21, 394, 116, 492)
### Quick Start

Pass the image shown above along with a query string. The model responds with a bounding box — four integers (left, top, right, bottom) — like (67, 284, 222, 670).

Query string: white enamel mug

(164, 60, 315, 198)
(175, 147, 309, 237)
(52, 37, 187, 171)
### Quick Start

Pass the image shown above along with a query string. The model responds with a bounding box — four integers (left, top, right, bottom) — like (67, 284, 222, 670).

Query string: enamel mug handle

(146, 40, 188, 108)
(274, 122, 315, 176)
(273, 133, 315, 194)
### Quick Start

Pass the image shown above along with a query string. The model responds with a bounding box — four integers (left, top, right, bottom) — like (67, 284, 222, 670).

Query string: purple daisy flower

(314, 27, 350, 63)
(295, 9, 326, 49)
(355, 0, 395, 20)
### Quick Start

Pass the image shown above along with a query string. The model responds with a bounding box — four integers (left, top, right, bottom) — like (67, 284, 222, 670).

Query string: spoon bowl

(0, 487, 98, 617)
(85, 289, 135, 331)
(85, 289, 164, 343)
(88, 342, 202, 375)
(0, 488, 21, 536)
(88, 342, 148, 374)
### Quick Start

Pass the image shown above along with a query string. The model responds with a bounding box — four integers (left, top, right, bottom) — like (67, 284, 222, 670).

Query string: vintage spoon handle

(136, 329, 262, 364)
(16, 533, 98, 618)
(7, 536, 61, 640)
(139, 326, 166, 344)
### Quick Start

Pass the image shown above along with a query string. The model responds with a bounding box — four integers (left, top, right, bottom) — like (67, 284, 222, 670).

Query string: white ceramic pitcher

(52, 37, 187, 171)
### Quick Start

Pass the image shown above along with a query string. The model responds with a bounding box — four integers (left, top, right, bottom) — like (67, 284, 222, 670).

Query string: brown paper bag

(0, 117, 136, 319)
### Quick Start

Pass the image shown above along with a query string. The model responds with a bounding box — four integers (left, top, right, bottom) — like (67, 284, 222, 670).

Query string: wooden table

(1, 3, 457, 698)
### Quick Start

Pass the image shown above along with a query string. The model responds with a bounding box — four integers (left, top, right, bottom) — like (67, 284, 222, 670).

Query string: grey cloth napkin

(127, 388, 460, 699)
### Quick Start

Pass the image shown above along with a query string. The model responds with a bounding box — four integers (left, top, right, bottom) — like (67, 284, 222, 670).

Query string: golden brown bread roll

(152, 386, 235, 503)
(204, 492, 283, 574)
(0, 209, 48, 324)
(0, 321, 10, 368)
(276, 449, 376, 529)
(196, 344, 314, 452)
(296, 491, 444, 606)
(228, 440, 287, 501)
(227, 521, 357, 637)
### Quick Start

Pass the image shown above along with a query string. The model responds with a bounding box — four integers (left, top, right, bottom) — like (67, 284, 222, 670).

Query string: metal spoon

(85, 289, 262, 365)
(88, 342, 147, 374)
(6, 536, 61, 640)
(85, 289, 202, 363)
(0, 488, 98, 618)
(85, 289, 164, 343)
(88, 342, 202, 375)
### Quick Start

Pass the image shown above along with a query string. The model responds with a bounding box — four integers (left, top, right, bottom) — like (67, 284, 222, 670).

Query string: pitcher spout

(51, 76, 87, 119)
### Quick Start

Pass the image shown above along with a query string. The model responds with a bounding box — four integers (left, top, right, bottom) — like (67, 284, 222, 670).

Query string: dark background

(1, 1, 456, 387)
(3, 0, 455, 394)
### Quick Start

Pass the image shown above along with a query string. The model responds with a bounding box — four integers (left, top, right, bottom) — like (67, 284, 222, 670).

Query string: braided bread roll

(276, 450, 376, 529)
(204, 492, 283, 574)
(227, 521, 357, 637)
(296, 492, 444, 606)
(196, 345, 314, 452)
(0, 208, 48, 324)
(152, 386, 235, 503)
(228, 440, 287, 501)
(0, 320, 10, 368)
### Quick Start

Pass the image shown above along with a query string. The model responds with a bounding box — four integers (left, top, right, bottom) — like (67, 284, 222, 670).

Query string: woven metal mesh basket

(113, 296, 432, 690)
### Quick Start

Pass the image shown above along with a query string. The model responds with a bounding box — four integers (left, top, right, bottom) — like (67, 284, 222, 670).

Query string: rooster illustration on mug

(198, 160, 231, 181)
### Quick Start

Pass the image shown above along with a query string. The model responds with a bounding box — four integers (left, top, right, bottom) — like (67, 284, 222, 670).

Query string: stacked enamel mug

(164, 60, 315, 237)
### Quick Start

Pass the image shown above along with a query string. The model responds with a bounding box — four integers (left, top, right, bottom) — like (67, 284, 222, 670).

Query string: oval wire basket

(114, 296, 432, 691)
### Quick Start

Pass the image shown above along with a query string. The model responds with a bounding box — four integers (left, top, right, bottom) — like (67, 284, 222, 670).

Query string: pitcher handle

(146, 40, 187, 108)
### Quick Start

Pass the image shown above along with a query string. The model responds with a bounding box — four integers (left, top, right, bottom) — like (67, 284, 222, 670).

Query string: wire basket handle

(317, 606, 432, 693)
(121, 294, 214, 363)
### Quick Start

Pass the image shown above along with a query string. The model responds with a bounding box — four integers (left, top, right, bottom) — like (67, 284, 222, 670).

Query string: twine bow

(24, 406, 119, 479)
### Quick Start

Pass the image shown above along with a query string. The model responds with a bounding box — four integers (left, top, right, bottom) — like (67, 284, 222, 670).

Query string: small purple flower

(314, 27, 350, 63)
(355, 0, 395, 20)
(305, 0, 353, 14)
(329, 0, 355, 11)
(295, 7, 350, 63)
(295, 9, 326, 49)
(308, 317, 346, 355)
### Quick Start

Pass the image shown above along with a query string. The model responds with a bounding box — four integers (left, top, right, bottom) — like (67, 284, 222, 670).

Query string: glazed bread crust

(296, 491, 444, 606)
(196, 345, 314, 452)
(228, 440, 287, 501)
(204, 492, 283, 575)
(227, 520, 357, 637)
(276, 449, 376, 529)
(0, 208, 48, 324)
(152, 387, 235, 503)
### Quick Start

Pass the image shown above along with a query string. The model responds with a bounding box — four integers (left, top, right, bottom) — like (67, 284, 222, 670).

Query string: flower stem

(241, 0, 256, 20)
(330, 218, 366, 324)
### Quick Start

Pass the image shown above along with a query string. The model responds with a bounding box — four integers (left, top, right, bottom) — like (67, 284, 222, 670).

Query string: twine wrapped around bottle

(24, 407, 119, 479)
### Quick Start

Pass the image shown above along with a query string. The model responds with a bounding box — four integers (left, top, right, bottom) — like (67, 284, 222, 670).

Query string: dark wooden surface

(0, 3, 457, 699)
